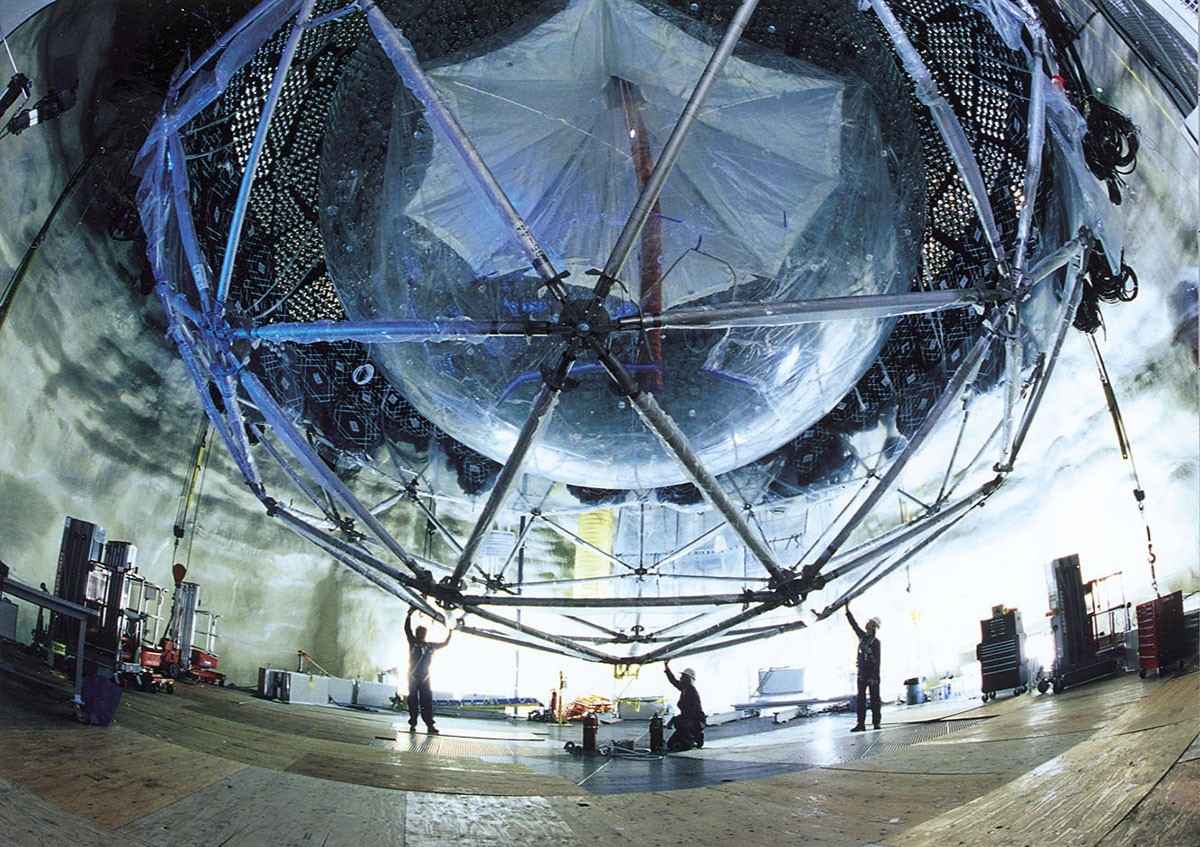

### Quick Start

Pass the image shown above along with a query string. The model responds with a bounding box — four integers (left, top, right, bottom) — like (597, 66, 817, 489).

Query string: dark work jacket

(847, 609, 881, 682)
(665, 668, 706, 728)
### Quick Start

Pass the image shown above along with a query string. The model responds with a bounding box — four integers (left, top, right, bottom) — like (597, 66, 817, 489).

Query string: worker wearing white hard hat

(845, 605, 882, 733)
(663, 660, 706, 751)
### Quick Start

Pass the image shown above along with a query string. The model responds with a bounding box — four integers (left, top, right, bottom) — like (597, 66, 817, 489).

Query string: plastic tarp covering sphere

(320, 0, 921, 488)
(133, 0, 1124, 663)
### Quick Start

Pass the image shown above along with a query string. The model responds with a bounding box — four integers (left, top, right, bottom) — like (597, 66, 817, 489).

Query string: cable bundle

(1073, 243, 1138, 334)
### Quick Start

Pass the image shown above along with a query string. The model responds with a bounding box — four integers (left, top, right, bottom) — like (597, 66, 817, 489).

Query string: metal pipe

(580, 336, 788, 586)
(252, 424, 342, 518)
(216, 0, 317, 304)
(364, 3, 564, 289)
(401, 488, 464, 554)
(624, 374, 788, 585)
(493, 511, 539, 584)
(1008, 248, 1088, 465)
(275, 506, 432, 611)
(466, 605, 614, 662)
(804, 316, 997, 574)
(455, 623, 606, 663)
(539, 515, 633, 572)
(632, 598, 789, 663)
(1000, 35, 1050, 468)
(660, 618, 810, 659)
(649, 521, 729, 571)
(615, 289, 985, 332)
(213, 365, 266, 492)
(819, 477, 1003, 584)
(235, 317, 550, 344)
(450, 370, 567, 587)
(167, 0, 295, 96)
(167, 131, 215, 310)
(457, 591, 774, 608)
(601, 0, 761, 285)
(239, 370, 433, 582)
(164, 312, 263, 490)
(815, 491, 990, 618)
(1027, 236, 1086, 285)
(867, 0, 1007, 270)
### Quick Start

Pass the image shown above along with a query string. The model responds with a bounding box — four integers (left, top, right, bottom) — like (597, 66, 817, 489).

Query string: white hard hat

(868, 616, 882, 629)
(681, 667, 697, 681)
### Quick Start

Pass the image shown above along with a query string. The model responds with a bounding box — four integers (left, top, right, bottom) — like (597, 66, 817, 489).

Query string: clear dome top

(320, 0, 922, 488)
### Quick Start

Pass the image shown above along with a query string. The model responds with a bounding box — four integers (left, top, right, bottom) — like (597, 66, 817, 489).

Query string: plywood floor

(0, 669, 1196, 846)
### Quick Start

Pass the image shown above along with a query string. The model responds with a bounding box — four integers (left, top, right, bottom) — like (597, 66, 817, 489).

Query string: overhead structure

(136, 0, 1126, 663)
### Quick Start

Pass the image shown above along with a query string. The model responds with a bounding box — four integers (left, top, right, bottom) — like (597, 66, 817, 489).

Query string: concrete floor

(1, 665, 1196, 846)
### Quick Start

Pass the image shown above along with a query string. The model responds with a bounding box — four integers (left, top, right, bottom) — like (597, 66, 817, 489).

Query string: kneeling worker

(664, 660, 706, 751)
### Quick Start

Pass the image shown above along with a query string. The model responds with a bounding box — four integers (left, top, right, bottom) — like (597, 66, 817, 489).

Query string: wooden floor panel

(833, 729, 1091, 775)
(885, 673, 1199, 847)
(0, 726, 245, 828)
(2, 669, 1195, 846)
(284, 749, 579, 796)
(1094, 758, 1200, 847)
(0, 773, 156, 847)
(707, 768, 1008, 847)
(117, 766, 409, 847)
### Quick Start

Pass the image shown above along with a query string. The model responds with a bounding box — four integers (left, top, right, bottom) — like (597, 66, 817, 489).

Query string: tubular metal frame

(139, 0, 1107, 664)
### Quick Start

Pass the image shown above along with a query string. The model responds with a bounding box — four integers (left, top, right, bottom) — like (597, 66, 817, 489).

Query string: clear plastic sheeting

(320, 0, 917, 488)
(133, 0, 1125, 664)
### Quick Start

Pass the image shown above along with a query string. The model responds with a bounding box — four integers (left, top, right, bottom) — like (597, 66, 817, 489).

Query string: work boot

(427, 725, 440, 735)
(850, 724, 866, 733)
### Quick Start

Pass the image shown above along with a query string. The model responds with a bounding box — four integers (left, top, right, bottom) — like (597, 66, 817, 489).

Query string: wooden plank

(0, 726, 245, 828)
(0, 773, 157, 847)
(890, 722, 1196, 846)
(835, 731, 1092, 775)
(284, 750, 579, 797)
(1094, 758, 1200, 847)
(405, 794, 576, 846)
(120, 686, 390, 747)
(550, 767, 1010, 847)
(713, 768, 1008, 847)
(117, 766, 407, 847)
(553, 788, 807, 847)
(915, 675, 1154, 746)
(113, 692, 316, 770)
(1095, 672, 1198, 737)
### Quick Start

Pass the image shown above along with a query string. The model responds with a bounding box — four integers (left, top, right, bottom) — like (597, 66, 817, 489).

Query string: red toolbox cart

(1136, 590, 1185, 677)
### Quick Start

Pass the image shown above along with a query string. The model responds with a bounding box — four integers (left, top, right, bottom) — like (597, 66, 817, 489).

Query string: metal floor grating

(840, 717, 991, 762)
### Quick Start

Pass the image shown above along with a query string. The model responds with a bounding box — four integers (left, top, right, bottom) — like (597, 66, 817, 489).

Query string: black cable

(1073, 242, 1138, 334)
(1081, 97, 1140, 204)
(1032, 0, 1140, 204)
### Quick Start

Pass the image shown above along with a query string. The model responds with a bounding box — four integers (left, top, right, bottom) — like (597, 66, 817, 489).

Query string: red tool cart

(1136, 590, 1185, 677)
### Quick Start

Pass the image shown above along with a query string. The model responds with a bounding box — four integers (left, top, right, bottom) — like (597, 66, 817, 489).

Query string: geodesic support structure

(136, 0, 1121, 664)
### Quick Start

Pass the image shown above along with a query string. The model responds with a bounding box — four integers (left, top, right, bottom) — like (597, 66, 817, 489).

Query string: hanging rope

(1087, 333, 1158, 596)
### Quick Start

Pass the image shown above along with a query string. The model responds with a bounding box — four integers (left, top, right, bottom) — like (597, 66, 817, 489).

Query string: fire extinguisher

(649, 713, 664, 753)
(582, 711, 598, 751)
